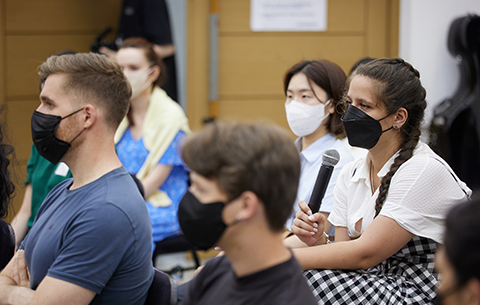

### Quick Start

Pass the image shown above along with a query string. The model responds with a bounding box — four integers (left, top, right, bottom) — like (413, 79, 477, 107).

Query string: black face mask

(341, 105, 393, 150)
(177, 191, 232, 251)
(31, 108, 85, 165)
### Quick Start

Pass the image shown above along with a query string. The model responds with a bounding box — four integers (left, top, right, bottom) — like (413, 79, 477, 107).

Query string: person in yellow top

(115, 37, 191, 254)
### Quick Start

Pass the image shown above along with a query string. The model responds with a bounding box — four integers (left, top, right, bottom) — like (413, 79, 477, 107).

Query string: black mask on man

(177, 191, 231, 251)
(31, 108, 85, 164)
(341, 105, 393, 150)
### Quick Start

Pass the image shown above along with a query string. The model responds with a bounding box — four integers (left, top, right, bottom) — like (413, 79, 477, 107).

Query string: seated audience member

(285, 58, 472, 303)
(178, 122, 317, 305)
(433, 198, 480, 305)
(0, 53, 153, 304)
(11, 145, 71, 245)
(282, 59, 354, 235)
(0, 119, 15, 270)
(115, 38, 191, 255)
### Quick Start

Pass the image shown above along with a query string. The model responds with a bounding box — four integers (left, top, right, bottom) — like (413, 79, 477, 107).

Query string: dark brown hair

(38, 53, 131, 131)
(284, 59, 347, 138)
(444, 198, 480, 286)
(347, 58, 427, 216)
(119, 37, 167, 88)
(182, 122, 301, 232)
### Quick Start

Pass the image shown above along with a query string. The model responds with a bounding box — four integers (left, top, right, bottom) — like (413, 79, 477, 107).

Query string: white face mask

(285, 99, 331, 137)
(124, 68, 153, 99)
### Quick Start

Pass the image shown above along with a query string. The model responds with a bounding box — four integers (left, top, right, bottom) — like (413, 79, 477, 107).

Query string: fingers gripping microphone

(308, 149, 340, 213)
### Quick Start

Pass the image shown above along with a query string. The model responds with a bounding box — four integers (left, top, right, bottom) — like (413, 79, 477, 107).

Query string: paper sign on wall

(250, 0, 328, 32)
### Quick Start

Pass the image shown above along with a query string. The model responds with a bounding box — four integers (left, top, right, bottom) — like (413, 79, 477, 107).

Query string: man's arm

(0, 251, 96, 305)
(29, 276, 95, 305)
(0, 251, 34, 305)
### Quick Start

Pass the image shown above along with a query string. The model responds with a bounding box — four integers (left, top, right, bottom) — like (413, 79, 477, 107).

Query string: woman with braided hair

(287, 58, 472, 304)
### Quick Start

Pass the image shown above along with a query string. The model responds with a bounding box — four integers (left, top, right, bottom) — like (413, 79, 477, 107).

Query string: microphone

(308, 149, 340, 213)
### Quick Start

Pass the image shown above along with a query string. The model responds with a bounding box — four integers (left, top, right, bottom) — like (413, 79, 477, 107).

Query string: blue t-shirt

(22, 167, 154, 305)
(117, 129, 189, 244)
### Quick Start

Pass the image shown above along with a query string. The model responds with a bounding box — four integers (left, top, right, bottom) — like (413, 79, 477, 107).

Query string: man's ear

(393, 107, 408, 128)
(83, 104, 96, 129)
(236, 191, 260, 221)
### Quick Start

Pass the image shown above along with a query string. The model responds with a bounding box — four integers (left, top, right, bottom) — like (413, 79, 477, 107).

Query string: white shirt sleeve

(328, 161, 355, 228)
(380, 154, 470, 243)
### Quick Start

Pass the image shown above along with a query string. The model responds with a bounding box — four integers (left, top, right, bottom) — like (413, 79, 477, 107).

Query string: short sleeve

(158, 130, 186, 166)
(328, 162, 353, 228)
(380, 155, 470, 243)
(47, 204, 136, 293)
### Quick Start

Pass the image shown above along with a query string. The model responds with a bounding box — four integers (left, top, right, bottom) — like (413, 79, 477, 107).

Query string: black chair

(152, 235, 200, 276)
(145, 268, 177, 305)
(0, 220, 15, 270)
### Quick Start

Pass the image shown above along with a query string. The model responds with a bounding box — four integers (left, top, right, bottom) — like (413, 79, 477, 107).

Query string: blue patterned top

(116, 128, 189, 247)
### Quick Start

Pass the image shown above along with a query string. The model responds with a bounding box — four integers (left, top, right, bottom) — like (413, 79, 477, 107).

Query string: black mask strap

(69, 128, 86, 144)
(61, 108, 85, 121)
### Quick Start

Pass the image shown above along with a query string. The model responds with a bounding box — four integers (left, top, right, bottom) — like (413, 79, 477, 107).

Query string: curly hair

(348, 58, 427, 216)
(0, 121, 15, 219)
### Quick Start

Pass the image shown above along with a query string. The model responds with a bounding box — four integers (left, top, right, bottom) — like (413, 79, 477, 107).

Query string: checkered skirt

(304, 236, 438, 304)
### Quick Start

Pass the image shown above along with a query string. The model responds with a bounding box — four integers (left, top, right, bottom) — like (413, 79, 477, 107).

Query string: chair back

(145, 268, 177, 305)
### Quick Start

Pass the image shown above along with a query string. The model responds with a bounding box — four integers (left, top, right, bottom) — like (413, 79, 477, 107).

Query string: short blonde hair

(39, 53, 131, 129)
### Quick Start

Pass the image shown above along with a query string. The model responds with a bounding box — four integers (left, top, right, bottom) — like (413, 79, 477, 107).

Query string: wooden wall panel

(186, 0, 210, 131)
(218, 99, 290, 130)
(5, 100, 38, 163)
(6, 0, 121, 33)
(6, 35, 98, 98)
(0, 0, 4, 103)
(218, 36, 364, 97)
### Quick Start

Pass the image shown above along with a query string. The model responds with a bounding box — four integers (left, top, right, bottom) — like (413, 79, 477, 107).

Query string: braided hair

(354, 58, 427, 216)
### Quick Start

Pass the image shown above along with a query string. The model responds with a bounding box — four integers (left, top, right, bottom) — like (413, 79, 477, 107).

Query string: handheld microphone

(308, 149, 340, 213)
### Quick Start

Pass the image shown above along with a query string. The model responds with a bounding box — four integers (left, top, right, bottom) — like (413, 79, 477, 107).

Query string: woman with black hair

(288, 58, 471, 304)
(0, 121, 15, 269)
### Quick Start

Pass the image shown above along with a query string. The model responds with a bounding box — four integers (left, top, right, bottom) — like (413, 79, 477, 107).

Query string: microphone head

(322, 149, 340, 167)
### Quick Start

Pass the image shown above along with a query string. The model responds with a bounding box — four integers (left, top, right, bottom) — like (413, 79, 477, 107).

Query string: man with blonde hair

(0, 53, 153, 304)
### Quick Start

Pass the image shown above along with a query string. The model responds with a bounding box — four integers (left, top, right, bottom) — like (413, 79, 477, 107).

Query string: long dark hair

(349, 58, 427, 216)
(284, 60, 347, 138)
(0, 119, 15, 219)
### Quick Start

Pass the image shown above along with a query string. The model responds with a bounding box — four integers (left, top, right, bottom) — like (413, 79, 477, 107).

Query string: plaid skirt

(304, 236, 438, 305)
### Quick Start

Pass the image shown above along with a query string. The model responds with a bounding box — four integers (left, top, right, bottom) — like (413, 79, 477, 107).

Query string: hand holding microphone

(292, 149, 340, 246)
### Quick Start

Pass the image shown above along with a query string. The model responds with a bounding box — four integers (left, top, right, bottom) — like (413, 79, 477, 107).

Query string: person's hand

(10, 250, 30, 288)
(291, 201, 327, 247)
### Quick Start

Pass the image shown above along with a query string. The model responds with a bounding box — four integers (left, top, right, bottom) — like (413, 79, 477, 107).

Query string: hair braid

(374, 125, 421, 216)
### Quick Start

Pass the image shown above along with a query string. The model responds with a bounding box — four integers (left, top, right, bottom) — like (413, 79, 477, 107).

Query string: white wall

(399, 0, 480, 134)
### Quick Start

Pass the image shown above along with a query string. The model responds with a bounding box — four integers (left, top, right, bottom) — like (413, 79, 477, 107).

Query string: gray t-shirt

(23, 166, 153, 305)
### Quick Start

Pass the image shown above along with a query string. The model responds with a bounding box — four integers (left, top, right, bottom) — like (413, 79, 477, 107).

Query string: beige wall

(187, 0, 399, 132)
(1, 0, 122, 222)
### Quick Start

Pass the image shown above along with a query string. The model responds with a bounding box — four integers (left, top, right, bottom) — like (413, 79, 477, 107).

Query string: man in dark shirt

(178, 122, 317, 305)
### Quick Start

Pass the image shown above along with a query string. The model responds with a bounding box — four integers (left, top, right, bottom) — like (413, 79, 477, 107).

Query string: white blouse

(328, 142, 471, 243)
